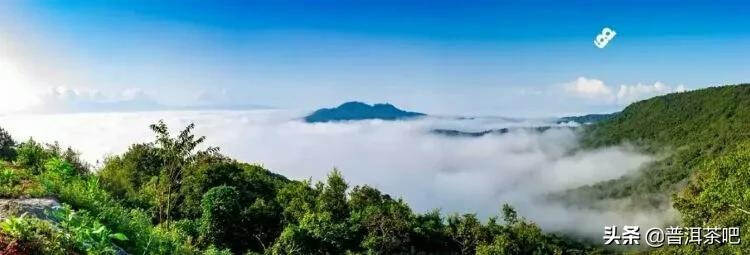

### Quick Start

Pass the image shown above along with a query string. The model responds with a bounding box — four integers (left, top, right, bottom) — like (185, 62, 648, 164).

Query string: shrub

(0, 214, 73, 254)
(0, 166, 44, 198)
(0, 168, 21, 197)
(40, 157, 196, 255)
(15, 138, 51, 174)
(49, 205, 128, 254)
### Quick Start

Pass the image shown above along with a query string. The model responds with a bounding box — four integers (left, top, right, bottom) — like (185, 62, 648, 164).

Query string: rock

(0, 198, 61, 220)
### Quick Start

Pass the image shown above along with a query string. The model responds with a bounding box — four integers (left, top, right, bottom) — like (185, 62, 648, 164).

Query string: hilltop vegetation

(0, 123, 593, 254)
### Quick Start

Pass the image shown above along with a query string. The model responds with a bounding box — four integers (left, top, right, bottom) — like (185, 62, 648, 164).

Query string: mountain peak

(304, 101, 426, 123)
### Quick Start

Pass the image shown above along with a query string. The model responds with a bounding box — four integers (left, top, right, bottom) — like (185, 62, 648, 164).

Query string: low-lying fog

(0, 110, 677, 237)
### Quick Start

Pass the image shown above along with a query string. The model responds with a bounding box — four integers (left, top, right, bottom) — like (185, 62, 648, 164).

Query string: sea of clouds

(0, 110, 676, 237)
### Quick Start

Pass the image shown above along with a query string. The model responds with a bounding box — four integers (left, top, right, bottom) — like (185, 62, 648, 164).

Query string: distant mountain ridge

(304, 101, 426, 123)
(557, 113, 618, 124)
(431, 126, 571, 137)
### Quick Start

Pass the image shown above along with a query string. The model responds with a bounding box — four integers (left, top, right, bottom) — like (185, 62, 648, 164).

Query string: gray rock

(0, 198, 61, 220)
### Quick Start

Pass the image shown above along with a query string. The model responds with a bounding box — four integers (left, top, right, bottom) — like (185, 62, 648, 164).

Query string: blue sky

(1, 0, 749, 116)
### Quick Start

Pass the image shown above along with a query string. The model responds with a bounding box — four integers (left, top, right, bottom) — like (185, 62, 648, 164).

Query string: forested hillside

(569, 84, 750, 200)
(570, 84, 750, 253)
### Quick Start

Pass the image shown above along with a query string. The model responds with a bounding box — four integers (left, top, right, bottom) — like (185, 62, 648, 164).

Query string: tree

(446, 213, 487, 255)
(348, 185, 386, 212)
(411, 210, 451, 253)
(180, 161, 246, 218)
(99, 143, 163, 209)
(0, 126, 16, 161)
(149, 120, 218, 226)
(360, 199, 413, 254)
(315, 169, 349, 221)
(502, 204, 518, 225)
(270, 225, 317, 255)
(240, 198, 283, 252)
(199, 185, 241, 250)
(276, 180, 318, 225)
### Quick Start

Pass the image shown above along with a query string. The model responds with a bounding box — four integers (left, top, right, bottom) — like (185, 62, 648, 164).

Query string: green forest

(1, 83, 750, 254)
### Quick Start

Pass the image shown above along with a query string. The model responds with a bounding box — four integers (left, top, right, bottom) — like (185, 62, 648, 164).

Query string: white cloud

(1, 84, 267, 114)
(564, 77, 687, 106)
(23, 86, 163, 113)
(615, 82, 686, 105)
(565, 77, 615, 102)
(0, 110, 675, 237)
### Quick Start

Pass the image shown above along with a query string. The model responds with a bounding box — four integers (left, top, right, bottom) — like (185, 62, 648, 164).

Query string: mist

(0, 110, 676, 237)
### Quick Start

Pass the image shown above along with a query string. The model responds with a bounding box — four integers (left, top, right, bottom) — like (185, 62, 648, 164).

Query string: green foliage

(573, 84, 750, 202)
(667, 142, 750, 254)
(182, 161, 253, 218)
(0, 126, 16, 161)
(502, 204, 518, 225)
(0, 167, 23, 197)
(0, 214, 73, 254)
(44, 158, 76, 179)
(358, 199, 413, 253)
(37, 156, 197, 254)
(150, 120, 224, 225)
(0, 206, 135, 255)
(15, 138, 51, 174)
(202, 245, 232, 255)
(411, 209, 452, 252)
(0, 164, 44, 198)
(271, 172, 357, 254)
(45, 142, 91, 174)
(316, 170, 350, 221)
(276, 180, 317, 224)
(558, 84, 750, 253)
(15, 138, 89, 176)
(49, 205, 129, 254)
(98, 143, 163, 210)
(447, 213, 487, 255)
(269, 224, 316, 255)
(199, 185, 241, 250)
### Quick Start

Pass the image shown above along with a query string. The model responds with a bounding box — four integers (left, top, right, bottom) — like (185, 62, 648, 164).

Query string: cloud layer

(565, 77, 687, 106)
(0, 110, 676, 237)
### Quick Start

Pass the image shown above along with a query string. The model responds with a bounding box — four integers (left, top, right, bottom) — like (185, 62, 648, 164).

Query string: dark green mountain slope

(570, 84, 750, 201)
